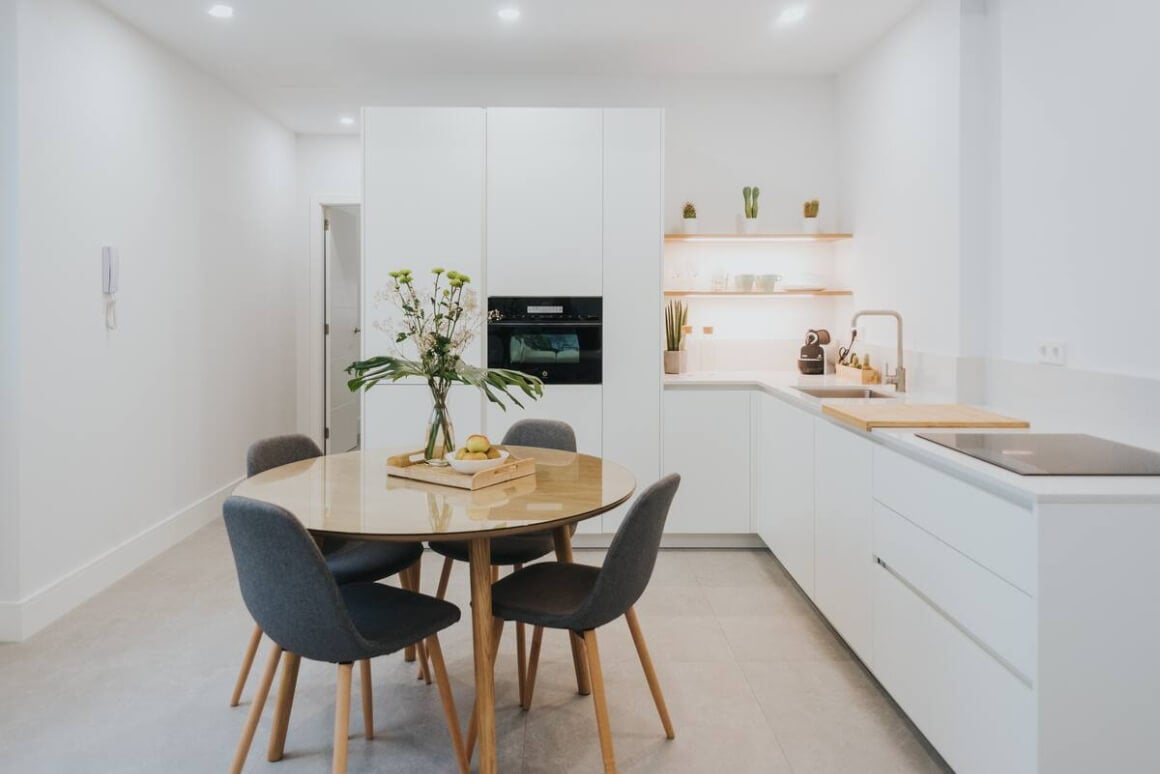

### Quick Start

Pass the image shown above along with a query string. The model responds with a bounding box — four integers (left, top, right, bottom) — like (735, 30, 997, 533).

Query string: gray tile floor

(0, 523, 951, 773)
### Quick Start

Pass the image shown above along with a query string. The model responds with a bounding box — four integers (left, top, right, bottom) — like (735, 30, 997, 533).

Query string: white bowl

(444, 449, 510, 474)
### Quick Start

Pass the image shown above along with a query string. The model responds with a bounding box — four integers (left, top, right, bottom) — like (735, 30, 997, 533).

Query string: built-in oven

(487, 297, 602, 385)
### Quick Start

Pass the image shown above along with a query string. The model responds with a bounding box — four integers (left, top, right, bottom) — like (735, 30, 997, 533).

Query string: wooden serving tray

(386, 450, 536, 490)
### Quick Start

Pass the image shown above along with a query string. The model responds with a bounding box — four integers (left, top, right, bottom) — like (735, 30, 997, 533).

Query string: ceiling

(94, 0, 924, 134)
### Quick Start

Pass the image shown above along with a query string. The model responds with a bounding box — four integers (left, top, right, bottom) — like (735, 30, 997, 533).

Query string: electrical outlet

(1038, 339, 1067, 366)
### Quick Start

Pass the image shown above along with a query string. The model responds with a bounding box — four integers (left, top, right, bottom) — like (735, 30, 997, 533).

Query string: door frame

(308, 195, 360, 450)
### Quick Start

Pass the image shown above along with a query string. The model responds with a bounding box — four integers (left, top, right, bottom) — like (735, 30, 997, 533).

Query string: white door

(325, 205, 362, 453)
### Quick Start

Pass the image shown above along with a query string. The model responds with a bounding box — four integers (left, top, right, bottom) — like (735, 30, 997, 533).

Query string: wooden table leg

(468, 538, 497, 774)
(552, 526, 592, 696)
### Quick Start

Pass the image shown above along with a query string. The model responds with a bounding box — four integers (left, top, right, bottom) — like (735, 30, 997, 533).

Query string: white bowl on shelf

(444, 449, 510, 474)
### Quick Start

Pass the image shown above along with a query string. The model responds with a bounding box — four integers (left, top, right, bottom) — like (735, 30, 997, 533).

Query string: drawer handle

(874, 556, 1033, 688)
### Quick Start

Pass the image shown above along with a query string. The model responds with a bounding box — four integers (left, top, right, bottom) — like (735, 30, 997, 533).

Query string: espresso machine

(797, 329, 831, 375)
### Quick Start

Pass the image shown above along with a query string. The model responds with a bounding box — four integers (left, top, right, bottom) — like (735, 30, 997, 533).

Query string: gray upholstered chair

(469, 474, 681, 772)
(223, 496, 468, 774)
(230, 435, 426, 707)
(427, 419, 577, 702)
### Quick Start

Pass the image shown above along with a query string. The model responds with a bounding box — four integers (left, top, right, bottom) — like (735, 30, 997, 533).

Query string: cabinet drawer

(874, 561, 1036, 774)
(874, 447, 1036, 594)
(874, 503, 1035, 681)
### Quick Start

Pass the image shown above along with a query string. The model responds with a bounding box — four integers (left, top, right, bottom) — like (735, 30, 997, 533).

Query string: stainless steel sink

(793, 387, 895, 400)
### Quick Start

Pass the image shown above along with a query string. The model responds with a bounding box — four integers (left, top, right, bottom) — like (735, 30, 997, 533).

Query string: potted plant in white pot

(803, 199, 820, 234)
(682, 202, 699, 234)
(346, 267, 543, 463)
(742, 186, 760, 234)
(664, 299, 689, 374)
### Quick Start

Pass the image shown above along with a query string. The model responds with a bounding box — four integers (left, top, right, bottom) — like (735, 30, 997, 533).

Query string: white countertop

(664, 370, 1160, 506)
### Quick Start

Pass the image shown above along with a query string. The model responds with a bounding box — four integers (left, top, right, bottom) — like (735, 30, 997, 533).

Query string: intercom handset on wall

(102, 246, 119, 329)
(102, 246, 119, 294)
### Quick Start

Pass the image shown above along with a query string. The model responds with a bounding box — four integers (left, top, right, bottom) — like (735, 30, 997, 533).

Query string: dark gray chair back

(502, 419, 577, 452)
(223, 496, 365, 663)
(247, 434, 322, 478)
(573, 474, 680, 630)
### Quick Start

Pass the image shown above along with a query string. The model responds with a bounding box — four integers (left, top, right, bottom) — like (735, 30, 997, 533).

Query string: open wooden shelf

(664, 233, 853, 243)
(664, 289, 853, 298)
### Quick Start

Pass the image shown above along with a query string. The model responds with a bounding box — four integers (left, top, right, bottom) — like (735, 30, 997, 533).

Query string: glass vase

(424, 399, 456, 464)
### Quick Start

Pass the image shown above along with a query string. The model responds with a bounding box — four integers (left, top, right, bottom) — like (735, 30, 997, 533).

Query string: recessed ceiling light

(776, 4, 808, 27)
(497, 6, 521, 23)
(339, 116, 356, 127)
(207, 4, 234, 19)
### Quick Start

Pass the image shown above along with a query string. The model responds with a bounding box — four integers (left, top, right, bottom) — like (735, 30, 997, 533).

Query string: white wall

(294, 136, 361, 442)
(6, 0, 298, 638)
(994, 0, 1160, 378)
(835, 0, 963, 357)
(0, 0, 21, 614)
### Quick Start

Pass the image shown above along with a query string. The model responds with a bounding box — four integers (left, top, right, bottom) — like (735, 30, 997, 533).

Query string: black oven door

(488, 320, 602, 384)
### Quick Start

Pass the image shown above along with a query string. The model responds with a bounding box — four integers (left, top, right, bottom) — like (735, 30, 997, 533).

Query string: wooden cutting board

(822, 403, 1030, 432)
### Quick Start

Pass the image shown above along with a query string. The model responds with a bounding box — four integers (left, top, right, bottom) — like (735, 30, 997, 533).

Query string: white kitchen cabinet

(813, 417, 874, 664)
(874, 557, 1035, 774)
(363, 385, 483, 452)
(601, 108, 664, 533)
(486, 108, 604, 296)
(753, 392, 816, 597)
(362, 107, 486, 448)
(662, 389, 751, 534)
(486, 385, 603, 534)
(485, 385, 602, 457)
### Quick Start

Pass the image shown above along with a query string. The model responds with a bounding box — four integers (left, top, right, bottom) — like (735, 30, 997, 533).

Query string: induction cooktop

(917, 433, 1160, 476)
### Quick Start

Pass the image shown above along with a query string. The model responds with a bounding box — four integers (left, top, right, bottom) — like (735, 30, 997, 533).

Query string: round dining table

(232, 444, 636, 774)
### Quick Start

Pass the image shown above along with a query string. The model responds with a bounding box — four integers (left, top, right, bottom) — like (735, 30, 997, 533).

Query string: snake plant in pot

(664, 299, 689, 374)
(346, 268, 543, 463)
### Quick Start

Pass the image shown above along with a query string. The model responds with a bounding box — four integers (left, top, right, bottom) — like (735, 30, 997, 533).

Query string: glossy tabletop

(231, 445, 636, 539)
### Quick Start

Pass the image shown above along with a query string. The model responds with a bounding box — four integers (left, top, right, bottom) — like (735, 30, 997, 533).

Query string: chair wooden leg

(522, 625, 544, 711)
(625, 607, 675, 739)
(333, 663, 353, 774)
(583, 630, 617, 773)
(513, 564, 528, 707)
(552, 526, 591, 695)
(359, 660, 374, 740)
(436, 556, 454, 599)
(230, 624, 264, 707)
(230, 644, 282, 774)
(427, 634, 469, 774)
(466, 618, 505, 760)
(400, 566, 416, 663)
(267, 652, 302, 761)
(415, 638, 432, 685)
(416, 556, 454, 683)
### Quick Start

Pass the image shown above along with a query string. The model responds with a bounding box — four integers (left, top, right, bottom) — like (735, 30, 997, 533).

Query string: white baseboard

(0, 478, 240, 643)
(0, 601, 20, 642)
(572, 533, 767, 550)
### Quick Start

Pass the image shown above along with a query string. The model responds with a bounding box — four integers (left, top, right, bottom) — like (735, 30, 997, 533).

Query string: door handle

(353, 327, 361, 335)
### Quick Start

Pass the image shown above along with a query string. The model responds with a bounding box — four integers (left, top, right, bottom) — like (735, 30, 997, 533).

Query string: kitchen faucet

(850, 310, 907, 393)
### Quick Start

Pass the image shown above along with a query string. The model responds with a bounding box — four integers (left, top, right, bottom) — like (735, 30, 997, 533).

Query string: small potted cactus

(803, 199, 820, 234)
(742, 186, 761, 234)
(682, 202, 698, 234)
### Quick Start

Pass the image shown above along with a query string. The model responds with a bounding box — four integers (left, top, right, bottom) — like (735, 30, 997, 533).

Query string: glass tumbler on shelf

(711, 271, 729, 292)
